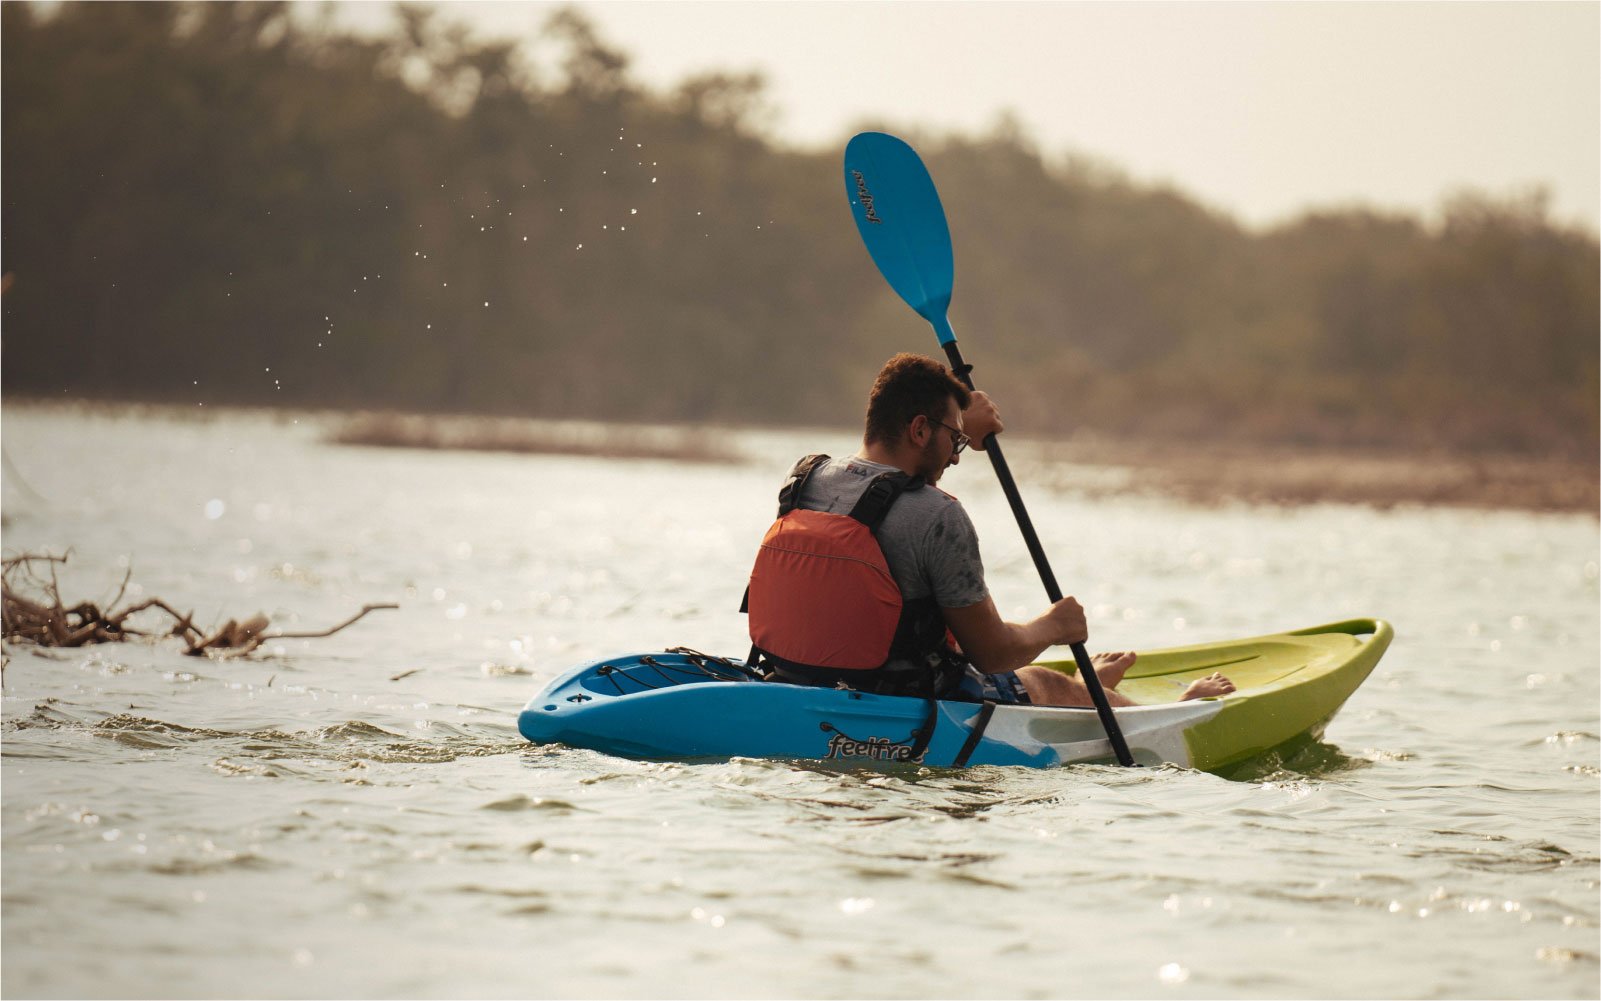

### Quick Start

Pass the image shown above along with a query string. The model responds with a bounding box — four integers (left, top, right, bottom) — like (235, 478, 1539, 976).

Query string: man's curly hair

(863, 353, 972, 447)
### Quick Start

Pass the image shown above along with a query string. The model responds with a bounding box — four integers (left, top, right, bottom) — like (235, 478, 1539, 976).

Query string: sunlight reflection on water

(2, 405, 1597, 999)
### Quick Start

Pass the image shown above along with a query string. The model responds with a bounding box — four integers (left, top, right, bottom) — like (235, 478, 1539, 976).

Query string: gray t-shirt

(795, 456, 989, 609)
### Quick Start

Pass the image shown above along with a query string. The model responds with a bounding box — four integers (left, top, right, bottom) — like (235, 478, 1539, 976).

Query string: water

(3, 404, 1596, 999)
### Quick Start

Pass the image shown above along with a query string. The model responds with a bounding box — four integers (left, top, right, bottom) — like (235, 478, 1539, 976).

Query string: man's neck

(857, 440, 921, 477)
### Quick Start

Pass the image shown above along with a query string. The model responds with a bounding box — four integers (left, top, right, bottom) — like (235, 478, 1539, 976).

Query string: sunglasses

(932, 418, 970, 456)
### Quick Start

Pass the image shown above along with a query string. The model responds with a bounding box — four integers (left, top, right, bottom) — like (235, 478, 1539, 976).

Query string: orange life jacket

(745, 455, 949, 677)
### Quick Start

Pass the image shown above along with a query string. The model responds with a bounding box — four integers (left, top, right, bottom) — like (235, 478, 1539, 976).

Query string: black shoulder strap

(847, 471, 924, 533)
(777, 453, 830, 516)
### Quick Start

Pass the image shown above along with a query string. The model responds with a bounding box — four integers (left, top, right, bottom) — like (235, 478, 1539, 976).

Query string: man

(747, 353, 1234, 707)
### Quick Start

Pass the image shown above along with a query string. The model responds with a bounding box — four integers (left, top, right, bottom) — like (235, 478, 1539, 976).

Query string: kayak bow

(517, 619, 1393, 773)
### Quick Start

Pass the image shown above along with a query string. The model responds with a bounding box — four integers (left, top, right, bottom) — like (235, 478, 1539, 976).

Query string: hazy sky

(333, 1, 1599, 232)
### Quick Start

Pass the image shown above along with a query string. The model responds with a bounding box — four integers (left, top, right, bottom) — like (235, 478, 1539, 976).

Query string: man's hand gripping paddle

(842, 131, 1136, 767)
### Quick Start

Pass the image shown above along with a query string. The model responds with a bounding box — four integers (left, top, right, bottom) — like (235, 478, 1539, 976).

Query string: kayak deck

(1044, 618, 1381, 701)
(1036, 619, 1394, 771)
(518, 619, 1393, 773)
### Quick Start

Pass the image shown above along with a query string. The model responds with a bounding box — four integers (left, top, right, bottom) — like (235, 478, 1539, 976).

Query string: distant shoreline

(3, 398, 1594, 516)
(1009, 437, 1598, 515)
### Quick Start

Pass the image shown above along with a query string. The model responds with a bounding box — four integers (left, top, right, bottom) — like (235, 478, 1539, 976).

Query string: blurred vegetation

(3, 2, 1596, 460)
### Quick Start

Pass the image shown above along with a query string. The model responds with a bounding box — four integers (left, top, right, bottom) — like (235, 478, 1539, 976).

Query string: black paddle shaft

(941, 340, 1137, 767)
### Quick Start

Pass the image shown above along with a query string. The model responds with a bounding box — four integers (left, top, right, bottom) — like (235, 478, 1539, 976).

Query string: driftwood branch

(2, 552, 71, 570)
(2, 551, 396, 659)
(263, 604, 399, 640)
(106, 564, 134, 613)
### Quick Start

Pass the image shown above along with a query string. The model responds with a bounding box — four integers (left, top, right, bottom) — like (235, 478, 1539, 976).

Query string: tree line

(3, 2, 1596, 459)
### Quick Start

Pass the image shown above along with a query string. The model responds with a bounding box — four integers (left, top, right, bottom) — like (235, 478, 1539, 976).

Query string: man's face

(917, 396, 965, 485)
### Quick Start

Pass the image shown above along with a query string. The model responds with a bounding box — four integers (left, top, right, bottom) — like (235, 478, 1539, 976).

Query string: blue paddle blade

(843, 132, 956, 343)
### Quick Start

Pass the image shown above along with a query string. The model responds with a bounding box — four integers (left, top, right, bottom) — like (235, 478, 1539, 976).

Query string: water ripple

(3, 408, 1596, 1000)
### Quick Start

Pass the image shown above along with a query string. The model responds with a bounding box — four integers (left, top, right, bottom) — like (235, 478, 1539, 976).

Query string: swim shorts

(952, 666, 1032, 705)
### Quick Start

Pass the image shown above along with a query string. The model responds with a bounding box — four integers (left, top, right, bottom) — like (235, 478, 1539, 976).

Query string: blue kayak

(517, 619, 1393, 772)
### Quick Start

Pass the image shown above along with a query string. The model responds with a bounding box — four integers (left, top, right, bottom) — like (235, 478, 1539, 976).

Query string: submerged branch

(263, 603, 400, 641)
(2, 552, 70, 570)
(2, 552, 396, 659)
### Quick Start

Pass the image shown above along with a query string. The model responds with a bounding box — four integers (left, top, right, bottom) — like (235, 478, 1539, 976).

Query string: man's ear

(907, 413, 929, 447)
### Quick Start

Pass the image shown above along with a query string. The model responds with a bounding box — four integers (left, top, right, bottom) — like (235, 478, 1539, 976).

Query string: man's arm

(942, 594, 1089, 675)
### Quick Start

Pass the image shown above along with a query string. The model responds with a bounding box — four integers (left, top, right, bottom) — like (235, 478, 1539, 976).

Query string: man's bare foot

(1179, 672, 1235, 701)
(1091, 651, 1137, 690)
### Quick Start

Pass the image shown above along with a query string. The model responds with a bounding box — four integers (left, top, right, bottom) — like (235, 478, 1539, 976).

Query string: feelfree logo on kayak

(820, 721, 925, 763)
(851, 170, 883, 225)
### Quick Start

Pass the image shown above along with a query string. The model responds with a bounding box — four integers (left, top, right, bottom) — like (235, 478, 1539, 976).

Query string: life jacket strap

(776, 453, 831, 517)
(846, 469, 923, 532)
(761, 657, 908, 690)
(760, 641, 968, 699)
